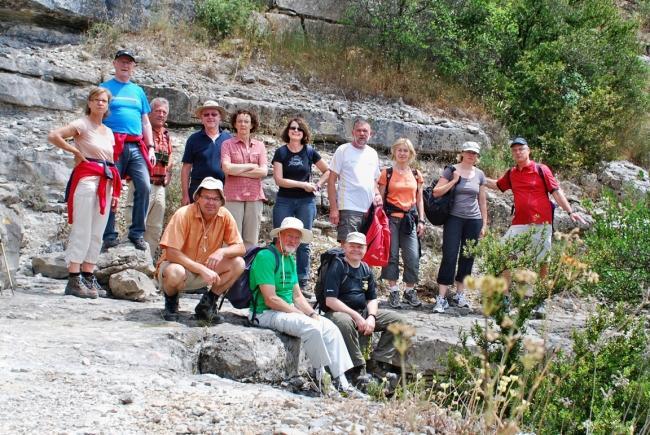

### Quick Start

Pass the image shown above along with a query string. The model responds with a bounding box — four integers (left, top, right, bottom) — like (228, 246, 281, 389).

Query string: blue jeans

(103, 142, 151, 241)
(272, 195, 316, 281)
(437, 215, 483, 286)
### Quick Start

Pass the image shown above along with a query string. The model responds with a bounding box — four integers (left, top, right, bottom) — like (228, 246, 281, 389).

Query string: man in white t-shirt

(328, 118, 382, 242)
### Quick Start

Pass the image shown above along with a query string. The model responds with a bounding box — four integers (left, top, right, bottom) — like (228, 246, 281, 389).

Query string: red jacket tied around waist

(113, 133, 153, 173)
(67, 161, 121, 224)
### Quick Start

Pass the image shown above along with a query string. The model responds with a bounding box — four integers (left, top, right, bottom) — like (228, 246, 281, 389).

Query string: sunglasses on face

(288, 126, 303, 132)
(203, 112, 220, 118)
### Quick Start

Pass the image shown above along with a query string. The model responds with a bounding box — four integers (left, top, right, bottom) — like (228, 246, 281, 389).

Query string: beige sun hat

(345, 232, 367, 245)
(270, 217, 313, 243)
(194, 100, 227, 119)
(192, 177, 224, 202)
(461, 141, 481, 154)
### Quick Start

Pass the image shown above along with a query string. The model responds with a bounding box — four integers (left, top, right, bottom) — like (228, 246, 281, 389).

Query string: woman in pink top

(221, 110, 268, 248)
(47, 87, 121, 299)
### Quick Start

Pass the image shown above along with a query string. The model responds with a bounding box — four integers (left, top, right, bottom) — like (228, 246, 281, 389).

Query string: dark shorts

(337, 210, 366, 241)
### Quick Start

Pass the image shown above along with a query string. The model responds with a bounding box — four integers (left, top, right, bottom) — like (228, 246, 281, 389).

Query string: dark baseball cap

(114, 49, 136, 62)
(509, 137, 528, 147)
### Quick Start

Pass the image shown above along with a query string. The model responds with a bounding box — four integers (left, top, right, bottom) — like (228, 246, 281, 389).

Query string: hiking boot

(433, 295, 449, 313)
(452, 292, 470, 308)
(388, 290, 401, 308)
(129, 237, 147, 251)
(195, 291, 222, 323)
(163, 293, 179, 321)
(65, 275, 98, 299)
(533, 301, 546, 319)
(402, 288, 422, 307)
(345, 365, 372, 391)
(338, 384, 369, 400)
(82, 274, 107, 298)
(101, 238, 119, 252)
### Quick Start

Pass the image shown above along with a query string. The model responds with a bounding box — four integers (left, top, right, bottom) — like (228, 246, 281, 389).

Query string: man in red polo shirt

(486, 137, 586, 315)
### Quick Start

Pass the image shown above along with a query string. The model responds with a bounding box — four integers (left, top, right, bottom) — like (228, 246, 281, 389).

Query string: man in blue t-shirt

(323, 232, 407, 384)
(100, 49, 156, 252)
(180, 100, 232, 205)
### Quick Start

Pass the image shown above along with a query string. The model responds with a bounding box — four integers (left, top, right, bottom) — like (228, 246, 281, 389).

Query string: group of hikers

(48, 49, 586, 397)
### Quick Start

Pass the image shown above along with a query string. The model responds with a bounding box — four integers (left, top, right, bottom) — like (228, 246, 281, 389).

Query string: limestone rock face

(31, 251, 67, 279)
(95, 242, 155, 284)
(109, 268, 158, 301)
(274, 0, 351, 22)
(1, 0, 195, 30)
(198, 323, 301, 383)
(599, 160, 650, 196)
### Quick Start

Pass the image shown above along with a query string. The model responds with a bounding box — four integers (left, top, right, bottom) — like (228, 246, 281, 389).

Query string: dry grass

(254, 31, 494, 122)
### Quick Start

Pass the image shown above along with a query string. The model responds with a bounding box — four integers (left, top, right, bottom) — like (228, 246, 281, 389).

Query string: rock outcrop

(109, 269, 158, 302)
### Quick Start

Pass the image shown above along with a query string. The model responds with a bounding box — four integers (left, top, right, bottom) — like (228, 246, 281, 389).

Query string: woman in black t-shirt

(272, 117, 330, 295)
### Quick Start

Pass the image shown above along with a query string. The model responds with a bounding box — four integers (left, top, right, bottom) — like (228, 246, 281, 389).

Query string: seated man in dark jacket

(322, 232, 408, 382)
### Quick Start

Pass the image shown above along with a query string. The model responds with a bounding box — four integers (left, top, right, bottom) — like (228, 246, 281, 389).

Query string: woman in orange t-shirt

(377, 138, 425, 308)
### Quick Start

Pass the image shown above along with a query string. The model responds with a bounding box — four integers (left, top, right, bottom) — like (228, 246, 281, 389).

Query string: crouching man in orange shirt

(156, 177, 245, 322)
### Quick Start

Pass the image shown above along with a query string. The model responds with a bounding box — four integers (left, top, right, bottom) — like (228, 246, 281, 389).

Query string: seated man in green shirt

(249, 217, 364, 398)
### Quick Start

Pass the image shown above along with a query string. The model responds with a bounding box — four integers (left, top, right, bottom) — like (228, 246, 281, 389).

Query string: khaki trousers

(324, 309, 406, 368)
(66, 176, 111, 265)
(126, 182, 166, 252)
(225, 200, 263, 248)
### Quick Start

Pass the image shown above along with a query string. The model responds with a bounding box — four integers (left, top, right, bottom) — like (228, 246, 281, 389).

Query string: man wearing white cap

(156, 177, 246, 321)
(181, 100, 232, 205)
(249, 217, 364, 398)
(322, 232, 407, 384)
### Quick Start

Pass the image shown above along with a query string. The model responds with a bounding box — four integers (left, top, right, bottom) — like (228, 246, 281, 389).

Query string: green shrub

(583, 190, 650, 303)
(440, 232, 649, 433)
(345, 0, 650, 169)
(526, 305, 650, 434)
(195, 0, 257, 39)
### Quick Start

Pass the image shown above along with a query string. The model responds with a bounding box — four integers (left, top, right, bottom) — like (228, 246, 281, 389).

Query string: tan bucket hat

(194, 100, 227, 119)
(192, 177, 224, 202)
(270, 217, 313, 243)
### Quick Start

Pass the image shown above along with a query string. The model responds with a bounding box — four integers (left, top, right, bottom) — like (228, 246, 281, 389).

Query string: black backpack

(423, 166, 457, 226)
(313, 247, 371, 311)
(219, 245, 279, 325)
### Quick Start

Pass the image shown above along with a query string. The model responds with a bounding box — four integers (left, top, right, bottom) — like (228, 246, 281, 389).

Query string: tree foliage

(347, 0, 649, 169)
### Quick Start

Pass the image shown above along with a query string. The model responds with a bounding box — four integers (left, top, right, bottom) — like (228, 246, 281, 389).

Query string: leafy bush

(526, 305, 650, 434)
(195, 0, 257, 39)
(439, 231, 650, 433)
(583, 190, 650, 303)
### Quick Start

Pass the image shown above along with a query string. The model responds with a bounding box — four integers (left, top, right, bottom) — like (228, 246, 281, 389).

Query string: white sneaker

(453, 292, 470, 308)
(433, 296, 449, 313)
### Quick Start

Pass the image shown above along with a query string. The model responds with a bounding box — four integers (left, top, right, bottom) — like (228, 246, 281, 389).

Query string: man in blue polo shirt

(101, 49, 156, 252)
(180, 100, 232, 205)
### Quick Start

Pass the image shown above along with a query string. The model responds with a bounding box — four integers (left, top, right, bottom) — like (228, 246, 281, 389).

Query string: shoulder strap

(306, 144, 315, 163)
(383, 167, 393, 203)
(277, 145, 289, 164)
(268, 246, 281, 273)
(535, 163, 552, 194)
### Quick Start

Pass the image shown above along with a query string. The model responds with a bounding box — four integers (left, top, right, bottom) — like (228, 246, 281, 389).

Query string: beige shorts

(157, 261, 208, 292)
(502, 224, 552, 263)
